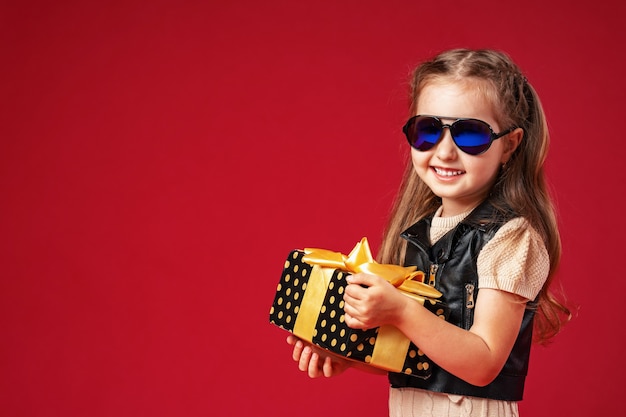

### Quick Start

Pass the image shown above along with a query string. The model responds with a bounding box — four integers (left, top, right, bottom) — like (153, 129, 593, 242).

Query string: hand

(343, 272, 408, 330)
(286, 335, 351, 378)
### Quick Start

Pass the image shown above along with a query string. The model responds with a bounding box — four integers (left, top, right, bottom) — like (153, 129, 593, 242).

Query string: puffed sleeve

(477, 217, 549, 300)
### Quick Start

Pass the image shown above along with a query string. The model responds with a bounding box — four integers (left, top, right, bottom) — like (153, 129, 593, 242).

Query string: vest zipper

(428, 264, 438, 286)
(464, 283, 475, 329)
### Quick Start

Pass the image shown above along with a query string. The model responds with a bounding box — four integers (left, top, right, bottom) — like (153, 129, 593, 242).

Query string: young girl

(286, 48, 570, 416)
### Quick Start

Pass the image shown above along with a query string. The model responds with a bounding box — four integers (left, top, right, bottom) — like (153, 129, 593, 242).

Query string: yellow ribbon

(303, 237, 442, 299)
(292, 265, 334, 342)
(294, 237, 442, 373)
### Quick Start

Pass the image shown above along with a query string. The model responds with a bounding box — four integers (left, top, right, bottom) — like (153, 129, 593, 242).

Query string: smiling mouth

(433, 167, 465, 177)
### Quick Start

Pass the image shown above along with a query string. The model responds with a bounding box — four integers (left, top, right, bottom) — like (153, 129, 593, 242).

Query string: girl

(287, 48, 570, 416)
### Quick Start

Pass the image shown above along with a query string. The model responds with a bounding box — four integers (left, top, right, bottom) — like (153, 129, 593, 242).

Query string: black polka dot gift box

(269, 238, 448, 379)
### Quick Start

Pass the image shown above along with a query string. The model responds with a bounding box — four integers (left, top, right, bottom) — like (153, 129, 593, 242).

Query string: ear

(501, 127, 523, 164)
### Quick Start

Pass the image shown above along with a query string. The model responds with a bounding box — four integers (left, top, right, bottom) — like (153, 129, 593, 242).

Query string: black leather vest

(388, 201, 535, 401)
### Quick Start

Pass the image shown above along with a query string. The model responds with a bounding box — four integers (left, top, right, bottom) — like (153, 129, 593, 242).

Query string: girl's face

(411, 79, 521, 217)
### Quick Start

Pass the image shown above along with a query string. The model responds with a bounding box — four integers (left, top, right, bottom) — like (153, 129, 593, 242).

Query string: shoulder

(477, 217, 549, 300)
(491, 217, 545, 248)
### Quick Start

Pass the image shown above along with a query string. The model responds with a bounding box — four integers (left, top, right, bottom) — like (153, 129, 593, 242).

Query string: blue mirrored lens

(413, 117, 442, 150)
(450, 120, 492, 155)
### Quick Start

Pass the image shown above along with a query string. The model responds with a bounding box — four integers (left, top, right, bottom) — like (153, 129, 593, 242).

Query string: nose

(434, 127, 457, 160)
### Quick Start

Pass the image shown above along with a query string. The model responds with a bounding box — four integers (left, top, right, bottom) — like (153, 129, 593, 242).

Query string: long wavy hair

(377, 49, 571, 344)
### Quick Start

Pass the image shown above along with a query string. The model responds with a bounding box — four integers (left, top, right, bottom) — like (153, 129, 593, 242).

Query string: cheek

(464, 157, 502, 181)
(410, 148, 429, 169)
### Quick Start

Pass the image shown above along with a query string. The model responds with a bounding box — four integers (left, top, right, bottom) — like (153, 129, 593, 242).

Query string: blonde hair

(378, 49, 571, 344)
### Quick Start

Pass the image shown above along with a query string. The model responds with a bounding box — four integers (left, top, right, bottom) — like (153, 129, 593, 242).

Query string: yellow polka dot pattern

(269, 250, 312, 333)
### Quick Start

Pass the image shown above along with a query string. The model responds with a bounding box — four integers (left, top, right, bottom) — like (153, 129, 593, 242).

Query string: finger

(347, 272, 379, 287)
(322, 355, 334, 377)
(345, 274, 380, 300)
(344, 311, 367, 330)
(344, 283, 365, 301)
(343, 288, 359, 305)
(299, 345, 313, 372)
(292, 339, 305, 362)
(308, 351, 323, 378)
(286, 335, 299, 346)
(343, 299, 365, 322)
(343, 301, 356, 318)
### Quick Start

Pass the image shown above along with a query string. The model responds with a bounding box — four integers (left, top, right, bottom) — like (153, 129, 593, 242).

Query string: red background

(1, 1, 624, 416)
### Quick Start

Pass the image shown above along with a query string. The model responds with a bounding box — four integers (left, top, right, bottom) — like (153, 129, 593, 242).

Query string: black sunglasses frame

(403, 115, 517, 156)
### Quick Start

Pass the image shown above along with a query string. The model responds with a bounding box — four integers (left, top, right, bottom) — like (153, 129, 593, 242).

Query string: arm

(343, 273, 526, 386)
(344, 217, 547, 386)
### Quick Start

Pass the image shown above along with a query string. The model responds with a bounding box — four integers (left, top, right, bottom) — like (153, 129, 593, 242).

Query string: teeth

(434, 167, 464, 177)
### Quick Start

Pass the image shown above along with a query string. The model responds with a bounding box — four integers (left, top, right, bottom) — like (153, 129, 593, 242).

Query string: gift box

(269, 238, 448, 379)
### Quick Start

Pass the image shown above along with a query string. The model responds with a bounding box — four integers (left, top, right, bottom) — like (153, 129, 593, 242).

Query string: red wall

(1, 1, 624, 416)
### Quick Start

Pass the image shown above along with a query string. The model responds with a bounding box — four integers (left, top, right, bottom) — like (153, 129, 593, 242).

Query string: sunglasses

(403, 115, 516, 156)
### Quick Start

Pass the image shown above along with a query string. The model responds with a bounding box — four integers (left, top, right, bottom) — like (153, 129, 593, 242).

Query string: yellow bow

(302, 237, 442, 301)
